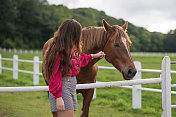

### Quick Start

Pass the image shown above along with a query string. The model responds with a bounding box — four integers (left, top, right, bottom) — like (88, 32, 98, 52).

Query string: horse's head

(102, 19, 136, 80)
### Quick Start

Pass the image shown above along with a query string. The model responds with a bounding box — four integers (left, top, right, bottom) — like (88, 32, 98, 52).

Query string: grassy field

(0, 52, 176, 117)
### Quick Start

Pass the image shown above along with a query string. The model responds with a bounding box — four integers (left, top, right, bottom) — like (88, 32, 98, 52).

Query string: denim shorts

(49, 76, 77, 112)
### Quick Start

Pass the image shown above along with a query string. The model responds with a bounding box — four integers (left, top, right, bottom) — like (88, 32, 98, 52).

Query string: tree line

(0, 0, 176, 52)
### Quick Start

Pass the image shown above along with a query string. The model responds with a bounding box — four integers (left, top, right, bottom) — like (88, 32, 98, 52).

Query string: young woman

(45, 19, 105, 117)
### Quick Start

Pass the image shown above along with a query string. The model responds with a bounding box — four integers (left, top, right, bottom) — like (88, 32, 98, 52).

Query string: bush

(1, 39, 15, 49)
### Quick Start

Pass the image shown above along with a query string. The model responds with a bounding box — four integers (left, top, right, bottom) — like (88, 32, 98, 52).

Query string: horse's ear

(102, 19, 112, 32)
(122, 21, 128, 32)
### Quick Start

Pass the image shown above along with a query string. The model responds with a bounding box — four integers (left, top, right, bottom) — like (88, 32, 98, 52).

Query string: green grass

(0, 52, 176, 117)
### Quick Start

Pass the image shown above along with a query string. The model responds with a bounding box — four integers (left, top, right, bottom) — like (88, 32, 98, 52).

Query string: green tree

(130, 34, 141, 52)
(150, 32, 165, 52)
(0, 2, 170, 52)
(164, 29, 176, 52)
(1, 39, 15, 49)
(139, 29, 151, 51)
(0, 0, 17, 46)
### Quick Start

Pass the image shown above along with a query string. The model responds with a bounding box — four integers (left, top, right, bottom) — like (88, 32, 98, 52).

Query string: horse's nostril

(128, 69, 137, 77)
(128, 69, 132, 75)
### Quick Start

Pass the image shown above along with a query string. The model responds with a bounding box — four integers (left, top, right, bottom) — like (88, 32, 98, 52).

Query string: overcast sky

(47, 0, 176, 34)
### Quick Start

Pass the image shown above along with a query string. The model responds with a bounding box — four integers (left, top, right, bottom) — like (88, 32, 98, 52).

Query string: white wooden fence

(1, 47, 176, 57)
(0, 54, 176, 116)
(0, 54, 42, 85)
(0, 48, 42, 54)
(0, 54, 176, 86)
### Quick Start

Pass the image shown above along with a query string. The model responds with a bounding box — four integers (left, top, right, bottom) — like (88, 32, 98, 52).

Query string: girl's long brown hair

(45, 19, 82, 79)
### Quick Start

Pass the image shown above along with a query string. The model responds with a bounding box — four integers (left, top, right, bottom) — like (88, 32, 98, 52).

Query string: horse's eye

(114, 43, 119, 47)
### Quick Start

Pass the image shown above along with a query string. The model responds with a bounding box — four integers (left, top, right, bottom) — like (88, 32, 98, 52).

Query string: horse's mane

(81, 26, 132, 52)
(82, 26, 106, 52)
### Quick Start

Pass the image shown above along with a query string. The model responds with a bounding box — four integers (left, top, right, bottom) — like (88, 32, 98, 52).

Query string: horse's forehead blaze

(122, 37, 130, 56)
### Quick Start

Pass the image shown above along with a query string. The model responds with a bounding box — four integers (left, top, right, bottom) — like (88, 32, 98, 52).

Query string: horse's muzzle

(122, 68, 137, 80)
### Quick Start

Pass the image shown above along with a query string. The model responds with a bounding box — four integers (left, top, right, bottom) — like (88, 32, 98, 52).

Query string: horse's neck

(82, 27, 107, 54)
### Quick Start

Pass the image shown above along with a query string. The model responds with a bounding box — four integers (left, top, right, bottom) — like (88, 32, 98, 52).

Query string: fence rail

(0, 78, 161, 92)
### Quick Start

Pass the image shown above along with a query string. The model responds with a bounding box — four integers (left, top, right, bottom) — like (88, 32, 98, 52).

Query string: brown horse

(42, 19, 137, 117)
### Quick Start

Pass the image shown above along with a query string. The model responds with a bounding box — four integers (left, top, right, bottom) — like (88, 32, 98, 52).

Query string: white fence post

(0, 54, 2, 74)
(13, 55, 18, 80)
(92, 80, 97, 100)
(161, 56, 171, 117)
(3, 48, 6, 52)
(132, 61, 142, 109)
(93, 86, 96, 100)
(33, 56, 39, 85)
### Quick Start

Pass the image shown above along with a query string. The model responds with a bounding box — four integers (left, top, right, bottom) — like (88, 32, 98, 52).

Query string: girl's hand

(56, 97, 65, 111)
(92, 51, 106, 59)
